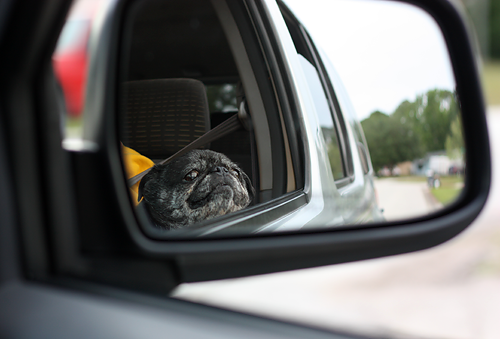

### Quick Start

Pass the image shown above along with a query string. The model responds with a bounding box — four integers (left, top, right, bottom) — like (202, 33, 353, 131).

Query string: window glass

(206, 83, 238, 113)
(298, 55, 344, 180)
(280, 6, 347, 181)
(116, 0, 268, 232)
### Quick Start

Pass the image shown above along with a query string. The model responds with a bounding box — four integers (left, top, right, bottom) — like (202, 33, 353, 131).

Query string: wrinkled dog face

(138, 150, 255, 230)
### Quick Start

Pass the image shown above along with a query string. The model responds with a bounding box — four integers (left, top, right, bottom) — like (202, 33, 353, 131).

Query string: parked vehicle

(0, 0, 490, 338)
(52, 0, 100, 117)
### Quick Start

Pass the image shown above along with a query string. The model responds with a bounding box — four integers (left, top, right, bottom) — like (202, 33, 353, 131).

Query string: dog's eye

(184, 170, 199, 182)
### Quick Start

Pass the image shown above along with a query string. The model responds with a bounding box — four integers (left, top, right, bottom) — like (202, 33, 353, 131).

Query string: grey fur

(138, 150, 255, 230)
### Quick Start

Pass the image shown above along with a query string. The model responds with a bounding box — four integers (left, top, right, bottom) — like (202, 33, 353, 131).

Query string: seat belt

(127, 101, 251, 187)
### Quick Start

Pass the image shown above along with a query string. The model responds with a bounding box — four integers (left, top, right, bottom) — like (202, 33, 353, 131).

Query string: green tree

(445, 115, 465, 160)
(361, 89, 459, 172)
(361, 111, 423, 172)
(415, 89, 458, 152)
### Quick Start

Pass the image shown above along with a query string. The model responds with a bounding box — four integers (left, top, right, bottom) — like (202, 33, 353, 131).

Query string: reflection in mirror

(119, 0, 263, 233)
(286, 0, 465, 221)
(105, 0, 466, 236)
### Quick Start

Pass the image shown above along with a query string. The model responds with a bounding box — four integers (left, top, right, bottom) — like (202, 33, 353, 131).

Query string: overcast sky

(284, 0, 456, 120)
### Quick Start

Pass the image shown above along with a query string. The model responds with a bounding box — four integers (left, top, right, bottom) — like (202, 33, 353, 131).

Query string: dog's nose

(211, 166, 228, 174)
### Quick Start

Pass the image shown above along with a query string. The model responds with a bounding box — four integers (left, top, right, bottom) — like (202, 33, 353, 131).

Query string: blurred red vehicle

(52, 0, 100, 117)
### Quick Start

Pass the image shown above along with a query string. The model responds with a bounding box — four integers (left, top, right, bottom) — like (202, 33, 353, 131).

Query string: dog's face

(138, 149, 255, 230)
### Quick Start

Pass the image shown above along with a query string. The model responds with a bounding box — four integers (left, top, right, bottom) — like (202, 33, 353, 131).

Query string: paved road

(173, 108, 500, 339)
(374, 178, 442, 221)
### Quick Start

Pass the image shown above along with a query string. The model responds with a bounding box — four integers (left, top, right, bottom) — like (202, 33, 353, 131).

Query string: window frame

(277, 2, 355, 188)
(300, 28, 356, 187)
(109, 0, 312, 238)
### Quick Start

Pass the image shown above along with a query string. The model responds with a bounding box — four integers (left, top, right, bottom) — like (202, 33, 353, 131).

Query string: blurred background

(172, 1, 500, 339)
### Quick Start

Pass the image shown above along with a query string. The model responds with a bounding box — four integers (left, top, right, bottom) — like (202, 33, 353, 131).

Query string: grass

(436, 176, 464, 186)
(482, 61, 500, 106)
(431, 188, 462, 205)
(431, 175, 464, 205)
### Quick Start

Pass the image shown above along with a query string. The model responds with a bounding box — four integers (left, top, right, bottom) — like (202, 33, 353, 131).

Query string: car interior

(119, 0, 301, 217)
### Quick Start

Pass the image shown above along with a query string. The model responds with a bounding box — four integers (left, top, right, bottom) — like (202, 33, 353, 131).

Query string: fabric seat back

(123, 78, 210, 160)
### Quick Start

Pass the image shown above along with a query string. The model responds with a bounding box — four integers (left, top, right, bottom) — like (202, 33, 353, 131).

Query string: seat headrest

(123, 78, 210, 158)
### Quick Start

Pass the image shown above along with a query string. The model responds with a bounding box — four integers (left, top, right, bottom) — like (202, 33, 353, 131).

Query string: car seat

(122, 78, 210, 162)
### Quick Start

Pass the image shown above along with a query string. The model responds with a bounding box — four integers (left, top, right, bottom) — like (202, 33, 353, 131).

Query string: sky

(284, 0, 456, 120)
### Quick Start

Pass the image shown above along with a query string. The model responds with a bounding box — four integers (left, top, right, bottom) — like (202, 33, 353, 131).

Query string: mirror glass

(54, 0, 465, 236)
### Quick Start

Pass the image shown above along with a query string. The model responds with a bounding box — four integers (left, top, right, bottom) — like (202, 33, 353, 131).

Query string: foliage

(445, 115, 464, 160)
(206, 84, 237, 112)
(430, 176, 464, 205)
(431, 187, 461, 205)
(415, 90, 459, 152)
(490, 0, 500, 59)
(361, 89, 460, 172)
(361, 111, 422, 171)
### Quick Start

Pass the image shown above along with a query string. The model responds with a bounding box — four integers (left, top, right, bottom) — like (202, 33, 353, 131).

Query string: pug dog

(138, 149, 255, 230)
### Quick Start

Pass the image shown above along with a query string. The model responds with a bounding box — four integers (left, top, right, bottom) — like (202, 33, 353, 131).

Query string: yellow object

(122, 145, 154, 204)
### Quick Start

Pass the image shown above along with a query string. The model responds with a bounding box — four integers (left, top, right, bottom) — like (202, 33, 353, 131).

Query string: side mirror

(51, 0, 489, 289)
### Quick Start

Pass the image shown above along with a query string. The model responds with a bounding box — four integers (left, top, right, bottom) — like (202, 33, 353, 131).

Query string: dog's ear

(240, 170, 256, 203)
(138, 167, 157, 202)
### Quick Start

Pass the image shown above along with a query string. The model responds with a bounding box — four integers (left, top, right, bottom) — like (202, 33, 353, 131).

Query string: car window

(206, 83, 238, 113)
(50, 0, 310, 234)
(317, 47, 372, 175)
(298, 55, 344, 180)
(120, 0, 254, 211)
(278, 3, 354, 184)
